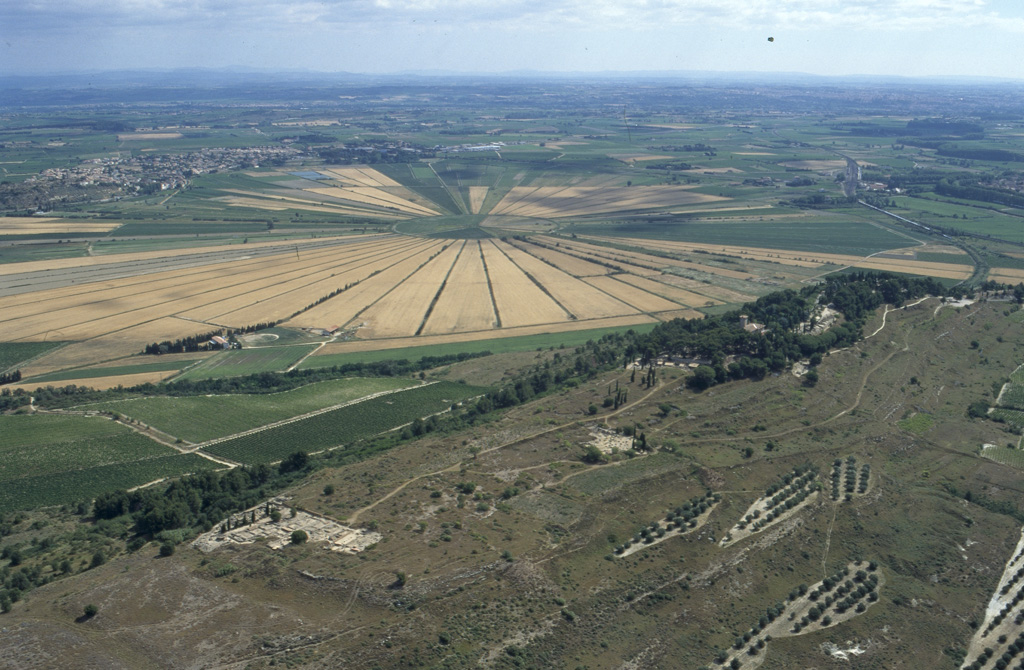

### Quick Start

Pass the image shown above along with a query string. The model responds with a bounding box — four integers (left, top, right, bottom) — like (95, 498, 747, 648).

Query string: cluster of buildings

(18, 145, 300, 203)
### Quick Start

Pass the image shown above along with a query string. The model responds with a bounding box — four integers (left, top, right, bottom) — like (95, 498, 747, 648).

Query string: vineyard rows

(0, 454, 218, 514)
(201, 381, 482, 464)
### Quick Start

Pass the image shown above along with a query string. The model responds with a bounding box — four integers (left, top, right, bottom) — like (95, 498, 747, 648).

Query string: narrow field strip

(304, 186, 440, 216)
(581, 274, 682, 312)
(421, 240, 498, 335)
(613, 273, 722, 306)
(511, 240, 612, 277)
(350, 243, 464, 339)
(468, 186, 489, 214)
(0, 233, 394, 278)
(0, 235, 401, 321)
(498, 241, 637, 319)
(287, 241, 446, 331)
(479, 239, 568, 328)
(602, 235, 974, 279)
(415, 242, 467, 335)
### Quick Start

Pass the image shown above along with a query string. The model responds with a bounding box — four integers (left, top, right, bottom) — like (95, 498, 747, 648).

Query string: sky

(2, 0, 1023, 79)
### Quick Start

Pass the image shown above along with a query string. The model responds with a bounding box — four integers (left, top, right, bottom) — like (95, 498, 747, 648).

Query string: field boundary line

(287, 341, 328, 372)
(491, 240, 576, 320)
(478, 240, 503, 327)
(584, 273, 685, 312)
(338, 240, 448, 330)
(416, 240, 466, 336)
(196, 236, 431, 324)
(508, 238, 651, 311)
(429, 162, 467, 214)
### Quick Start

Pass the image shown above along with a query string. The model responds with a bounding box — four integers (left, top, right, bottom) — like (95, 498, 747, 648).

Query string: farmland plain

(2, 78, 1024, 670)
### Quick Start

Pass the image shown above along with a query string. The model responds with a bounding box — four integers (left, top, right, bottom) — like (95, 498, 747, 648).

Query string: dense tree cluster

(935, 178, 1024, 208)
(643, 273, 946, 391)
(94, 459, 309, 536)
(937, 147, 1024, 163)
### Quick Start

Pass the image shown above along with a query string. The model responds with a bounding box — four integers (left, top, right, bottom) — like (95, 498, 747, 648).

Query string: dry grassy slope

(4, 300, 1024, 670)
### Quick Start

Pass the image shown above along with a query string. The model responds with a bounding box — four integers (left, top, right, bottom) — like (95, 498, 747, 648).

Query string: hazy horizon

(2, 0, 1022, 80)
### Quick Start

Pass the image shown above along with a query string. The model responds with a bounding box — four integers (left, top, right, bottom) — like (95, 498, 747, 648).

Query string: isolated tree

(291, 530, 308, 545)
(83, 604, 98, 618)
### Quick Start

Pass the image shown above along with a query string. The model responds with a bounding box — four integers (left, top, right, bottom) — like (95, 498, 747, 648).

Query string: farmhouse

(208, 335, 230, 349)
(739, 314, 765, 333)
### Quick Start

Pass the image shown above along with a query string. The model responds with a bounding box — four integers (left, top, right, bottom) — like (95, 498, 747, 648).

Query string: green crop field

(913, 252, 974, 266)
(982, 447, 1024, 470)
(83, 377, 419, 442)
(0, 341, 67, 371)
(201, 381, 484, 464)
(0, 414, 172, 480)
(24, 359, 198, 384)
(173, 345, 318, 381)
(0, 414, 221, 513)
(565, 219, 910, 256)
(892, 195, 1024, 243)
(0, 242, 91, 265)
(0, 454, 219, 514)
(999, 384, 1024, 410)
(1011, 365, 1024, 384)
(298, 323, 658, 370)
(991, 408, 1024, 432)
(898, 412, 935, 434)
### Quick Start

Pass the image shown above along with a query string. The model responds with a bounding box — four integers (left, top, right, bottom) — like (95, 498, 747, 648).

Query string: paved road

(842, 155, 860, 198)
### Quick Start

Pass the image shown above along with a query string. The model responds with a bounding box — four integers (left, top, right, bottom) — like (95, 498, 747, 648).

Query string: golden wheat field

(468, 187, 489, 214)
(490, 185, 726, 218)
(0, 218, 121, 235)
(2, 151, 992, 384)
(579, 235, 973, 281)
(421, 241, 497, 334)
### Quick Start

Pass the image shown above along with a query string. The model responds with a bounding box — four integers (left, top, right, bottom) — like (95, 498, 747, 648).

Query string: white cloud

(4, 0, 1021, 32)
